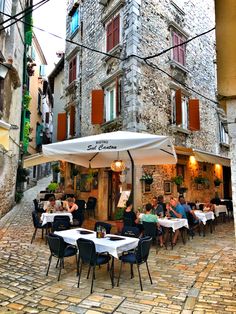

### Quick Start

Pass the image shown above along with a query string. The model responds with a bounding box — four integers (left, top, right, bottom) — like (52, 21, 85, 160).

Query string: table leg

(110, 256, 115, 287)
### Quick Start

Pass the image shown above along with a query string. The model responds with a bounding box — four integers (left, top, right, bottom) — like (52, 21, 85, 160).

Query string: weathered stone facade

(0, 0, 26, 217)
(63, 0, 230, 218)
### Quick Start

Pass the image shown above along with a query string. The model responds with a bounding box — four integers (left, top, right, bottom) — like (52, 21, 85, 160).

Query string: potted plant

(52, 164, 60, 173)
(214, 177, 222, 187)
(194, 176, 207, 184)
(114, 207, 125, 233)
(171, 175, 183, 186)
(140, 171, 153, 185)
(47, 182, 59, 192)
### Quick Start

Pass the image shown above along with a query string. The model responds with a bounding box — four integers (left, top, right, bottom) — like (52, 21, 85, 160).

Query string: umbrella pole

(127, 150, 134, 203)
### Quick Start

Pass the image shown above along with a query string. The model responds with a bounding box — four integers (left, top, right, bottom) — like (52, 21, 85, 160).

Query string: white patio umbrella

(42, 131, 177, 168)
(42, 131, 177, 201)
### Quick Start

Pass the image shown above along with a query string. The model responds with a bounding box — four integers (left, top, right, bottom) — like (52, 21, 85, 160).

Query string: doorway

(107, 171, 121, 220)
(223, 166, 232, 199)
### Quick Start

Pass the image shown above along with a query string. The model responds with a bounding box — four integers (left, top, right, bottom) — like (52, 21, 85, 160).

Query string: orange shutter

(70, 106, 76, 136)
(189, 99, 200, 131)
(91, 90, 104, 124)
(116, 77, 120, 115)
(175, 89, 182, 126)
(57, 112, 67, 141)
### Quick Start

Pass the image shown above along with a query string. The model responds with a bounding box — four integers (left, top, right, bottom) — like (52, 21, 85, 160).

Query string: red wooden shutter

(175, 89, 182, 126)
(113, 14, 120, 47)
(70, 106, 76, 136)
(188, 99, 200, 131)
(72, 57, 77, 81)
(57, 112, 67, 141)
(69, 60, 73, 83)
(116, 77, 120, 115)
(173, 32, 179, 62)
(179, 38, 185, 66)
(91, 90, 104, 124)
(107, 20, 113, 52)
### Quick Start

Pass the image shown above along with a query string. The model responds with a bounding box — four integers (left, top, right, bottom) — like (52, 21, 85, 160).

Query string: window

(39, 65, 46, 77)
(171, 89, 200, 131)
(172, 30, 186, 66)
(106, 14, 120, 52)
(69, 56, 77, 84)
(70, 9, 80, 35)
(220, 122, 229, 145)
(105, 83, 117, 122)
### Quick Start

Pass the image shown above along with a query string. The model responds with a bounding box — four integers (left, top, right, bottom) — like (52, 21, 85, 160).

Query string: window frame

(105, 83, 117, 122)
(68, 55, 77, 84)
(106, 13, 120, 52)
(171, 88, 189, 130)
(220, 122, 229, 145)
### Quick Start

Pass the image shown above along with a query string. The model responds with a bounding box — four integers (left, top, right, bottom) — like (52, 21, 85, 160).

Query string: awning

(23, 153, 57, 168)
(193, 149, 231, 167)
(175, 146, 193, 156)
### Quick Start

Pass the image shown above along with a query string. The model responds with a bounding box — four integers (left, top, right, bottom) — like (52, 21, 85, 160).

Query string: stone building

(0, 0, 26, 217)
(56, 0, 230, 219)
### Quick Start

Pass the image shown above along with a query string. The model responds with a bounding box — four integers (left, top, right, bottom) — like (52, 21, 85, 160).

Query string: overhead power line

(0, 10, 217, 105)
(0, 0, 49, 27)
(0, 0, 49, 32)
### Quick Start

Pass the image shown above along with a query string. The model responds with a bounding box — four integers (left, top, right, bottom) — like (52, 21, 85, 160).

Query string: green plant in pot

(140, 172, 153, 185)
(114, 207, 125, 234)
(52, 164, 60, 173)
(47, 182, 59, 192)
(214, 177, 222, 187)
(171, 175, 183, 186)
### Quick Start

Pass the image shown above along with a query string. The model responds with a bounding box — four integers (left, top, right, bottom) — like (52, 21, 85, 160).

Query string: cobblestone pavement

(0, 177, 235, 314)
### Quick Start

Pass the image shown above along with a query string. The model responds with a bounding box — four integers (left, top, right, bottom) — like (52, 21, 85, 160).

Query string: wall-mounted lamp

(0, 62, 10, 79)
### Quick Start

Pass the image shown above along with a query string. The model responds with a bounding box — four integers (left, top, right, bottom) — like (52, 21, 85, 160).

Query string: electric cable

(0, 0, 49, 32)
(0, 0, 49, 27)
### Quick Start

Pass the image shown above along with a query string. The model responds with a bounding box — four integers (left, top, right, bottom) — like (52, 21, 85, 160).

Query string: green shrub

(15, 192, 23, 203)
(47, 182, 59, 192)
(114, 207, 125, 220)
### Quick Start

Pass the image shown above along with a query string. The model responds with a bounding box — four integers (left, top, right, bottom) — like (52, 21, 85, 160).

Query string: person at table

(140, 203, 163, 247)
(179, 196, 200, 224)
(43, 196, 62, 213)
(166, 198, 186, 245)
(204, 198, 215, 212)
(123, 200, 138, 227)
(65, 197, 78, 213)
(152, 195, 165, 217)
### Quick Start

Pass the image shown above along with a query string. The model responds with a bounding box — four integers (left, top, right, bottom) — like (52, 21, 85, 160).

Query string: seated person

(43, 196, 62, 213)
(152, 195, 164, 217)
(140, 203, 163, 247)
(65, 197, 78, 214)
(123, 200, 138, 227)
(204, 198, 215, 212)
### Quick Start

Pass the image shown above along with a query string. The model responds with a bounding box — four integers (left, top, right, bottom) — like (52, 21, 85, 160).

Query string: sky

(33, 0, 67, 73)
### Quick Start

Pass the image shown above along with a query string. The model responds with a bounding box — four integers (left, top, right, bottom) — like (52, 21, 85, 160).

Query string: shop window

(172, 30, 186, 66)
(106, 14, 120, 52)
(69, 56, 77, 84)
(171, 89, 200, 131)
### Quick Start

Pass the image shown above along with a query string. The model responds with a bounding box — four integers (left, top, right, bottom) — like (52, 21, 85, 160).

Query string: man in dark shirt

(152, 195, 165, 217)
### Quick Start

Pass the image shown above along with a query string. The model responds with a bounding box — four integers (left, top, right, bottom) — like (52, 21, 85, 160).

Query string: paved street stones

(0, 177, 235, 313)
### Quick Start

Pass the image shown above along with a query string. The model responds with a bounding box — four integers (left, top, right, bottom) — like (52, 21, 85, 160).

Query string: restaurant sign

(86, 141, 117, 151)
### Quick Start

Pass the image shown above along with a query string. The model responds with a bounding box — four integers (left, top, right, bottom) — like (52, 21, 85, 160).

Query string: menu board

(117, 191, 131, 208)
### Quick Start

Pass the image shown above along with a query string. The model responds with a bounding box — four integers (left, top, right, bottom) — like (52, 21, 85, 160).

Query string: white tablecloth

(158, 218, 189, 232)
(194, 211, 215, 225)
(214, 205, 228, 217)
(41, 212, 73, 226)
(54, 228, 139, 259)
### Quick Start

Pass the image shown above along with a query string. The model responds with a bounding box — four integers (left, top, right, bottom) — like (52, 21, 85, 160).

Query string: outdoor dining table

(194, 210, 215, 236)
(54, 228, 139, 286)
(158, 218, 189, 249)
(214, 205, 228, 217)
(41, 212, 73, 226)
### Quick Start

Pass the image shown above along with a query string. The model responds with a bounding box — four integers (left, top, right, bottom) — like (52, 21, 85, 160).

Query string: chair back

(87, 197, 97, 210)
(94, 221, 112, 234)
(77, 238, 97, 266)
(186, 211, 196, 227)
(52, 216, 71, 231)
(76, 199, 86, 211)
(32, 211, 40, 228)
(135, 236, 152, 264)
(72, 210, 84, 227)
(199, 204, 204, 211)
(47, 233, 66, 258)
(121, 226, 140, 238)
(142, 221, 157, 238)
(33, 199, 39, 211)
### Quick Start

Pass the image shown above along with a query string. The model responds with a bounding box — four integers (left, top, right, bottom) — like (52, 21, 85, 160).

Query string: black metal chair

(186, 211, 200, 238)
(94, 221, 112, 234)
(86, 197, 97, 218)
(77, 238, 112, 294)
(117, 236, 153, 291)
(71, 209, 84, 227)
(52, 216, 71, 232)
(121, 226, 140, 238)
(33, 199, 45, 213)
(31, 211, 47, 244)
(46, 233, 77, 281)
(76, 199, 86, 211)
(142, 221, 157, 241)
(44, 193, 55, 201)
